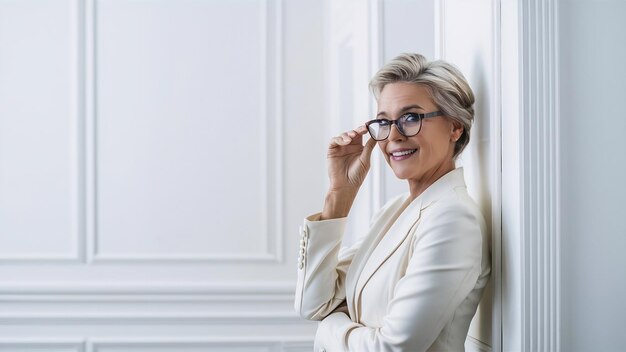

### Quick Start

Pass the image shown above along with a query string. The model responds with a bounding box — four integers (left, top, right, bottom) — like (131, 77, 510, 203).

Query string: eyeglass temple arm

(422, 111, 444, 118)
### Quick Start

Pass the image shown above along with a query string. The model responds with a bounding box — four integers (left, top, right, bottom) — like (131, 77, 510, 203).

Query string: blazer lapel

(350, 197, 423, 320)
(345, 195, 409, 321)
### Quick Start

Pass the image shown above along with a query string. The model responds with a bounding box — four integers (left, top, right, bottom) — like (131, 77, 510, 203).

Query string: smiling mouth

(391, 149, 417, 157)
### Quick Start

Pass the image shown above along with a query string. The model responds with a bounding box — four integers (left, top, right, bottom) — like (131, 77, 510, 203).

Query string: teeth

(392, 149, 417, 157)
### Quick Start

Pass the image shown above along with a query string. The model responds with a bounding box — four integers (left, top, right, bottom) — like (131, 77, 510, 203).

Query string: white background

(559, 1, 626, 351)
(2, 0, 625, 351)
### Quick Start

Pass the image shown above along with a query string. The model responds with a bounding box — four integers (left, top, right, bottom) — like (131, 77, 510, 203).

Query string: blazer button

(297, 262, 303, 270)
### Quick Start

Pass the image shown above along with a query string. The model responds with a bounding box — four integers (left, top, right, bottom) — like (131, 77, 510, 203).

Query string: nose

(388, 123, 406, 141)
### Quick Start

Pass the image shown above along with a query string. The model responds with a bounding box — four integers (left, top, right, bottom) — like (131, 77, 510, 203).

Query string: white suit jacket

(294, 168, 490, 351)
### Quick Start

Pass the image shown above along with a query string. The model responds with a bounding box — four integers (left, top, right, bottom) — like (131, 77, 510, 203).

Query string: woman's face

(376, 82, 462, 183)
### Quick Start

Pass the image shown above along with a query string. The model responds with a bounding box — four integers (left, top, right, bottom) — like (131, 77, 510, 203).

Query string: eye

(403, 113, 420, 123)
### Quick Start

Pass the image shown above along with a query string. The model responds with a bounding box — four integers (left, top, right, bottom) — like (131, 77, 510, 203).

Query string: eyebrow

(376, 104, 424, 118)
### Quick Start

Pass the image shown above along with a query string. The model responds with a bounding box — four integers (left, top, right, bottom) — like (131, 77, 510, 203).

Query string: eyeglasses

(365, 111, 444, 141)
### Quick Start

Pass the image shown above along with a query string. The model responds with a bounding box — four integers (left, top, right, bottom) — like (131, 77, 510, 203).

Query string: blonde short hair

(369, 53, 475, 158)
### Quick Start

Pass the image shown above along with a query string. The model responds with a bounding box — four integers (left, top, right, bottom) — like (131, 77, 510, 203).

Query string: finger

(346, 125, 368, 139)
(331, 127, 367, 148)
(330, 135, 350, 147)
(355, 125, 368, 135)
(329, 136, 342, 147)
(360, 136, 377, 163)
(341, 131, 363, 146)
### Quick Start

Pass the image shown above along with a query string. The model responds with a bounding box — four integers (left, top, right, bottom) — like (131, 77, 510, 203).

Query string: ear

(450, 120, 464, 142)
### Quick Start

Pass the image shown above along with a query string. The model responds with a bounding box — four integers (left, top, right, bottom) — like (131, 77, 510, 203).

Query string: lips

(391, 149, 417, 157)
(388, 148, 418, 161)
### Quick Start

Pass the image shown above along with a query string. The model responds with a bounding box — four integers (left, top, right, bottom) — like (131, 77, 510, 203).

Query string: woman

(294, 53, 490, 351)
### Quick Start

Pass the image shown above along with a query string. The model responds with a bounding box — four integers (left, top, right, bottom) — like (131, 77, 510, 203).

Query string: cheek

(418, 135, 449, 156)
(420, 122, 453, 150)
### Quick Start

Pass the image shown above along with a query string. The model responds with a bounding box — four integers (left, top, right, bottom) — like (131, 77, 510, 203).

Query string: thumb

(360, 136, 377, 165)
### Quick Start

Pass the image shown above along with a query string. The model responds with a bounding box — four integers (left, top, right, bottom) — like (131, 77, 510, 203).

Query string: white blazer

(294, 168, 490, 351)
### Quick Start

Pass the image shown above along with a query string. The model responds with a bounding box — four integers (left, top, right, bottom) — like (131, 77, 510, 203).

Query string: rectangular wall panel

(0, 0, 80, 260)
(92, 0, 281, 261)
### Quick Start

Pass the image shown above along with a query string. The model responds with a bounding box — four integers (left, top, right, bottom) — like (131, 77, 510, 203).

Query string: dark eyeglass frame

(365, 111, 444, 141)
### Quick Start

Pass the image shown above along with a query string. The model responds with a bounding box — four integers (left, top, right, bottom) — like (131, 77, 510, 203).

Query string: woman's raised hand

(321, 126, 376, 220)
(327, 125, 377, 191)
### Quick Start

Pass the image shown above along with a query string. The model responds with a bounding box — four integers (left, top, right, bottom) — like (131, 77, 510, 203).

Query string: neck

(407, 160, 456, 200)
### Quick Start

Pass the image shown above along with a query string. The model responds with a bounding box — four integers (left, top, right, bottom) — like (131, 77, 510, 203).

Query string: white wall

(0, 0, 325, 349)
(1, 0, 494, 349)
(437, 1, 500, 350)
(559, 1, 626, 351)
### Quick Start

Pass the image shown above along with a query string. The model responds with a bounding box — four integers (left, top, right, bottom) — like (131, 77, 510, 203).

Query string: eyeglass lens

(367, 114, 422, 141)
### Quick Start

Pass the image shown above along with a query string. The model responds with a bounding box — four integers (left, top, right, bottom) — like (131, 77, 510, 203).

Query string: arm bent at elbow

(294, 214, 361, 320)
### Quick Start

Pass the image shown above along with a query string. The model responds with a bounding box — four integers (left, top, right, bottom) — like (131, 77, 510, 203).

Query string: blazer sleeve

(314, 201, 485, 351)
(294, 212, 361, 320)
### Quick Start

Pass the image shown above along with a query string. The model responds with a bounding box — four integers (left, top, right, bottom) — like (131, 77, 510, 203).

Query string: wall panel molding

(0, 338, 312, 352)
(81, 0, 285, 264)
(83, 0, 97, 265)
(0, 283, 306, 327)
(0, 313, 303, 326)
(0, 339, 85, 352)
(91, 338, 312, 352)
(0, 282, 295, 304)
(434, 0, 445, 60)
(0, 282, 295, 298)
(520, 0, 560, 351)
(367, 0, 385, 214)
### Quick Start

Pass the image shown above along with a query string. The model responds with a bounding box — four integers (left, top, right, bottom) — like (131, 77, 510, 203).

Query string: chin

(390, 166, 417, 180)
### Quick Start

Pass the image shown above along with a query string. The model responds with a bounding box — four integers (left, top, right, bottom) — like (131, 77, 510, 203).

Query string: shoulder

(427, 187, 483, 225)
(418, 188, 486, 245)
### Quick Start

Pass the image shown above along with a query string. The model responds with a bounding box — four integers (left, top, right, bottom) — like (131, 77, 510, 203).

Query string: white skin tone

(321, 82, 464, 220)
